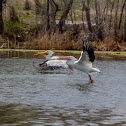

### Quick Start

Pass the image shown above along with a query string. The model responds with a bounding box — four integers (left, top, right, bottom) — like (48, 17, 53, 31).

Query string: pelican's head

(34, 50, 54, 60)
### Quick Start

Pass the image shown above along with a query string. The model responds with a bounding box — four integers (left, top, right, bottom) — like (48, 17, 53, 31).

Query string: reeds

(25, 31, 78, 50)
(92, 38, 126, 51)
(20, 30, 126, 51)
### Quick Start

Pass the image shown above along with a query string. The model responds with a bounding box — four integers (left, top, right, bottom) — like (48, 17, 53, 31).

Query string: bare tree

(50, 0, 58, 32)
(108, 0, 115, 35)
(114, 0, 119, 40)
(46, 0, 50, 31)
(94, 0, 102, 40)
(0, 0, 4, 34)
(118, 0, 126, 29)
(46, 0, 59, 31)
(95, 0, 109, 41)
(124, 2, 126, 41)
(95, 0, 99, 26)
(81, 4, 85, 30)
(82, 0, 92, 33)
(58, 0, 74, 32)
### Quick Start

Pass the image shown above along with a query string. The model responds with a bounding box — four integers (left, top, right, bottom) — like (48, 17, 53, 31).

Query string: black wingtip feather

(83, 40, 95, 62)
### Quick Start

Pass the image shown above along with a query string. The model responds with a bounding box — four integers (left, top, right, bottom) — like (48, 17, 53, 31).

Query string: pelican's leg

(69, 66, 74, 71)
(89, 74, 94, 83)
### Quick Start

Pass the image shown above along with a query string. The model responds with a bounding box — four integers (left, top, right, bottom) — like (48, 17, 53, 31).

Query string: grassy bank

(1, 33, 126, 51)
(0, 49, 126, 56)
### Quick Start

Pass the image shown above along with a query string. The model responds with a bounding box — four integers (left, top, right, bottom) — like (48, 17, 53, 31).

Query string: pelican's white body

(47, 60, 68, 68)
(66, 51, 100, 74)
(39, 50, 69, 68)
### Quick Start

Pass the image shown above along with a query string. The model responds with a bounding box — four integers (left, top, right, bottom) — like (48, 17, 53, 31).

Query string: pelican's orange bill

(57, 56, 71, 60)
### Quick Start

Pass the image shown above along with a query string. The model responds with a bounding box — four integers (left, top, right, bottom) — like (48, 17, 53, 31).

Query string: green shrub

(5, 20, 25, 35)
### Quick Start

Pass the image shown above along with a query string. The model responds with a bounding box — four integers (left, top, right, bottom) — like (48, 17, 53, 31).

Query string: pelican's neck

(45, 55, 51, 60)
(45, 50, 54, 60)
(73, 50, 83, 64)
(77, 50, 83, 62)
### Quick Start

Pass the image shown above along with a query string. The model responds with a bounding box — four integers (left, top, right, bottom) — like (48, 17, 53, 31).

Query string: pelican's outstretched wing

(83, 40, 95, 62)
(77, 40, 95, 65)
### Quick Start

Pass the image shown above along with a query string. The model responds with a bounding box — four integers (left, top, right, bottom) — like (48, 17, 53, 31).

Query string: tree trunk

(46, 0, 50, 31)
(97, 0, 108, 41)
(50, 0, 58, 32)
(124, 3, 126, 41)
(108, 0, 115, 35)
(82, 0, 92, 33)
(114, 0, 119, 40)
(81, 5, 85, 30)
(58, 0, 74, 32)
(118, 0, 126, 29)
(102, 0, 109, 23)
(0, 0, 4, 34)
(95, 0, 98, 26)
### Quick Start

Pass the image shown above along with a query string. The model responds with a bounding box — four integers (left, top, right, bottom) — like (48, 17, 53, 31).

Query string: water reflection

(1, 103, 125, 126)
(76, 83, 93, 92)
(0, 50, 126, 61)
(0, 50, 126, 125)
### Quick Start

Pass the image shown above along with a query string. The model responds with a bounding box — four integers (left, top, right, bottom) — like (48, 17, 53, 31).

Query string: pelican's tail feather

(92, 67, 100, 73)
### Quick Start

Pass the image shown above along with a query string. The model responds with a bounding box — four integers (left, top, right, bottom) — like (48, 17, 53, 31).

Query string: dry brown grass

(21, 28, 83, 50)
(19, 33, 126, 51)
(92, 38, 126, 51)
(2, 31, 126, 51)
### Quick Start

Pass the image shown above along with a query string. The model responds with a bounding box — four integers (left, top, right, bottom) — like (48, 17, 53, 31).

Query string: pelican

(34, 50, 74, 70)
(57, 40, 100, 83)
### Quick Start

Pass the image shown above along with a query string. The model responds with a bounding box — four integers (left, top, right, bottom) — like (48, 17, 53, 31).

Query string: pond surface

(0, 50, 126, 126)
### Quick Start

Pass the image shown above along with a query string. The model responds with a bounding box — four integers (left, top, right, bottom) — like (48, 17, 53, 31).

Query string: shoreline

(0, 49, 126, 55)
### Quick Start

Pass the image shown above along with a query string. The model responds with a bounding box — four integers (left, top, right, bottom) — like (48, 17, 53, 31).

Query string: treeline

(0, 0, 126, 50)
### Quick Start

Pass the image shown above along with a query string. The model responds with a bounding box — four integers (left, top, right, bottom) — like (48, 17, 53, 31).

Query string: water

(0, 51, 126, 126)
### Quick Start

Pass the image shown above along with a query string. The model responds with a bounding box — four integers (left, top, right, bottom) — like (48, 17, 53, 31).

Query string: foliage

(1, 0, 126, 50)
(5, 20, 26, 39)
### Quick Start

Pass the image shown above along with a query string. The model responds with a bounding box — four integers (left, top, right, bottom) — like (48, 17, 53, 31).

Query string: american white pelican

(34, 50, 74, 70)
(57, 40, 100, 83)
(34, 50, 56, 64)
